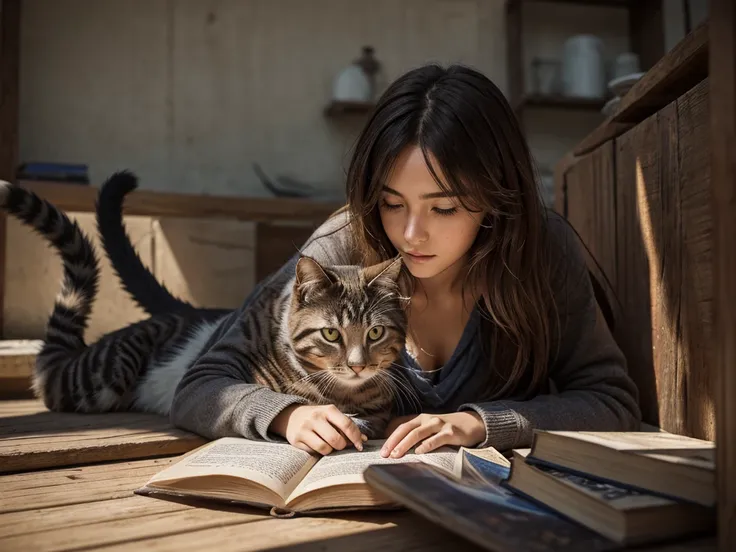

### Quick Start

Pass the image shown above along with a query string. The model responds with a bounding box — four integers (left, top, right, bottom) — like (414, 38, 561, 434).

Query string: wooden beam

(17, 180, 343, 224)
(710, 1, 736, 550)
(0, 0, 19, 182)
(0, 0, 21, 341)
(506, 0, 523, 109)
(629, 0, 664, 72)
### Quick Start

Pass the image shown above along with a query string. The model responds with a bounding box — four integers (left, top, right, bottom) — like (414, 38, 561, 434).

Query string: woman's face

(378, 146, 484, 282)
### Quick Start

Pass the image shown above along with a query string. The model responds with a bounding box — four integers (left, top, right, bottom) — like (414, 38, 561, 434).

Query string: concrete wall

(19, 0, 629, 199)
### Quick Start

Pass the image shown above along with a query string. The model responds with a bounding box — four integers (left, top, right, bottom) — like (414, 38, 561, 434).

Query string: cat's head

(288, 256, 406, 388)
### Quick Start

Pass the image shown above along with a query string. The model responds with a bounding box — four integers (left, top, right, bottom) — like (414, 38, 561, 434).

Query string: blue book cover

(364, 462, 619, 552)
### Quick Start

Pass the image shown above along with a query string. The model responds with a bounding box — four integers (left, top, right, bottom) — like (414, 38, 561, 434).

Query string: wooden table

(0, 400, 482, 551)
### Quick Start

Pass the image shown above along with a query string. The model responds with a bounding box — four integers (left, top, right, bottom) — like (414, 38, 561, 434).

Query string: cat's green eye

(367, 326, 385, 341)
(321, 328, 341, 342)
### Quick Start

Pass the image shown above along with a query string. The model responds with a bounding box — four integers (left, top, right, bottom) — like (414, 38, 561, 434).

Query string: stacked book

(502, 430, 716, 546)
(364, 430, 716, 550)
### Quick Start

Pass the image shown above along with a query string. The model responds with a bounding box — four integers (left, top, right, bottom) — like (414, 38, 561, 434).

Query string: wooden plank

(564, 142, 617, 291)
(615, 21, 709, 123)
(89, 512, 465, 552)
(0, 495, 185, 536)
(575, 21, 709, 156)
(615, 119, 657, 428)
(676, 80, 714, 440)
(153, 217, 257, 310)
(0, 400, 205, 474)
(0, 457, 175, 513)
(18, 180, 343, 224)
(709, 1, 736, 549)
(645, 101, 686, 437)
(0, 0, 21, 340)
(0, 505, 267, 552)
(614, 80, 714, 441)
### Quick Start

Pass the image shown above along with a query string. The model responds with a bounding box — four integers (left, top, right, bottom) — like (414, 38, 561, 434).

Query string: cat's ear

(295, 256, 334, 301)
(363, 256, 402, 287)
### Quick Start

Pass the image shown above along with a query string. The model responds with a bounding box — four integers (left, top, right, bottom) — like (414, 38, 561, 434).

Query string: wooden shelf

(324, 100, 375, 116)
(516, 93, 607, 112)
(573, 21, 708, 156)
(16, 180, 343, 224)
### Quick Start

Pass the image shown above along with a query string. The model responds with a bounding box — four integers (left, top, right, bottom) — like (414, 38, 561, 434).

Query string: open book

(135, 437, 509, 515)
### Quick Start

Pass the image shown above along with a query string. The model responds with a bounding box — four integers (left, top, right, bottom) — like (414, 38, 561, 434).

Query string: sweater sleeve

(458, 213, 642, 451)
(169, 210, 357, 440)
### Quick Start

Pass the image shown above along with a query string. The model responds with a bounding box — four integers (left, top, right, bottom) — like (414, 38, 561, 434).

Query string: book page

(287, 440, 457, 501)
(147, 437, 318, 500)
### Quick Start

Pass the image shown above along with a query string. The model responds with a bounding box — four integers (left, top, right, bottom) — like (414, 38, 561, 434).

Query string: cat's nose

(349, 365, 365, 375)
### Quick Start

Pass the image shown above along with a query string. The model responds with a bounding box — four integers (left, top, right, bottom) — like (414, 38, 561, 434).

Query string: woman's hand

(380, 412, 486, 458)
(270, 404, 367, 455)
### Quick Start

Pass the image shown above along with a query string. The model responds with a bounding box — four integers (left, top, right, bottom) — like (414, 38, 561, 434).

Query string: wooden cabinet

(555, 26, 714, 440)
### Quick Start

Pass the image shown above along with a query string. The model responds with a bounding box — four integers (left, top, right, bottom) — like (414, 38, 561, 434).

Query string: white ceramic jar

(562, 35, 606, 99)
(332, 65, 371, 102)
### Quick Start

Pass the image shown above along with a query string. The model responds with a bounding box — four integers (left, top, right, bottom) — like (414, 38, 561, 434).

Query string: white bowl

(607, 72, 645, 98)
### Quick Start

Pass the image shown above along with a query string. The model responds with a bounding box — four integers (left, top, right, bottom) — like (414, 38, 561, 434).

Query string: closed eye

(380, 200, 402, 211)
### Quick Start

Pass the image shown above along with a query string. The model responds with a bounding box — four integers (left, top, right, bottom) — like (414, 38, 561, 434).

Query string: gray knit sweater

(170, 210, 641, 451)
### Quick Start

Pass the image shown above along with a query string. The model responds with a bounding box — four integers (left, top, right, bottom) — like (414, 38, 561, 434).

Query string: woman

(170, 64, 640, 457)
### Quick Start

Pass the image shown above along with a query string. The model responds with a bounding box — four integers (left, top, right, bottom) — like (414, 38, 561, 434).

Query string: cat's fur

(1, 180, 406, 437)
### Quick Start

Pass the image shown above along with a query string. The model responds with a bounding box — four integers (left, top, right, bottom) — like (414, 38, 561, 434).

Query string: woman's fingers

(388, 417, 444, 458)
(414, 429, 453, 454)
(324, 406, 365, 450)
(381, 416, 446, 458)
(381, 417, 421, 457)
(314, 420, 349, 451)
(300, 432, 334, 456)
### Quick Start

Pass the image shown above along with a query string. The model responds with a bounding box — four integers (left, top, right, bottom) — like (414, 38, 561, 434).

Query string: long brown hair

(345, 64, 556, 400)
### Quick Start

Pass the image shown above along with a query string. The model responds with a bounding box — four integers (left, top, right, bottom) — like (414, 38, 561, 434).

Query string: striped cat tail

(96, 171, 195, 315)
(96, 171, 229, 319)
(0, 180, 99, 353)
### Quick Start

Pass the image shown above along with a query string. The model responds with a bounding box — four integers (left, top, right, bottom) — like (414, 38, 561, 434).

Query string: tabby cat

(0, 180, 407, 437)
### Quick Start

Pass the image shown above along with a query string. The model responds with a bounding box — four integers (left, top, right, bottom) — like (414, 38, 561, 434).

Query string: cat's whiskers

(377, 369, 423, 413)
(284, 370, 329, 394)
